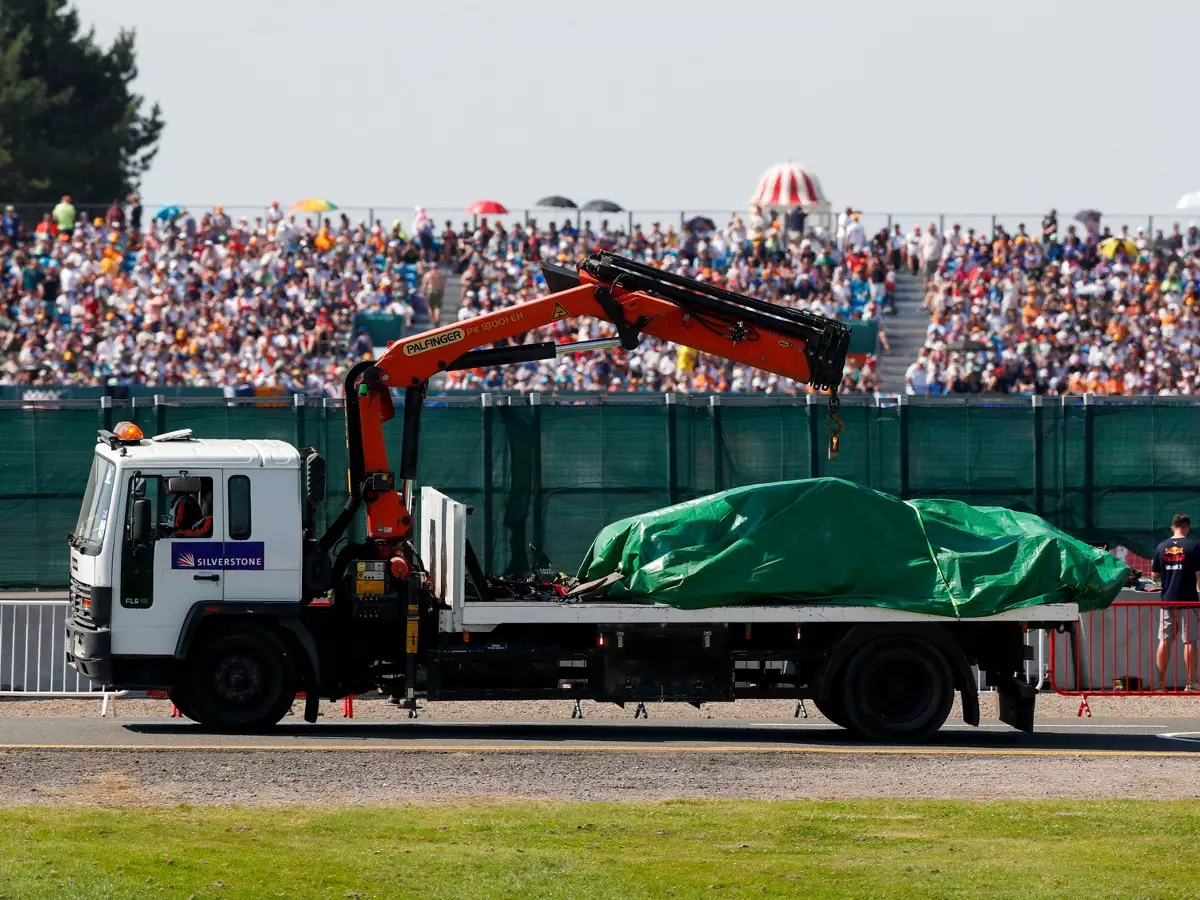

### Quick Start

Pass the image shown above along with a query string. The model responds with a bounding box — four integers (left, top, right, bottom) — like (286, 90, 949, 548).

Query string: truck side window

(229, 475, 252, 540)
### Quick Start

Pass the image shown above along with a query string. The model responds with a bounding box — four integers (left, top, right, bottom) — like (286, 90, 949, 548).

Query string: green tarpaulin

(578, 478, 1129, 616)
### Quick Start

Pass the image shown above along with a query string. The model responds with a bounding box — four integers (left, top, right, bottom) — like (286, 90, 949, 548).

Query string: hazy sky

(73, 0, 1197, 220)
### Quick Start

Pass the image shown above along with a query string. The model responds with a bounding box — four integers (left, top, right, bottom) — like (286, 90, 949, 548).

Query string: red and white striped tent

(749, 162, 829, 210)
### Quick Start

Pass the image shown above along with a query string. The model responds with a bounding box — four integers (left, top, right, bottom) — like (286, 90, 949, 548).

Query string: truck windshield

(74, 456, 117, 548)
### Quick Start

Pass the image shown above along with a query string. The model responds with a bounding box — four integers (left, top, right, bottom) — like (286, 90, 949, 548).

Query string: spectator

(127, 193, 143, 233)
(52, 195, 76, 235)
(1, 206, 21, 245)
(420, 263, 445, 327)
(1151, 514, 1200, 691)
(105, 199, 125, 232)
(919, 224, 941, 279)
(906, 224, 922, 275)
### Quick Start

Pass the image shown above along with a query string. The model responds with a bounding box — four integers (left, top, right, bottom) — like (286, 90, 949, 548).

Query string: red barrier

(147, 689, 357, 721)
(1049, 599, 1200, 716)
(145, 689, 183, 717)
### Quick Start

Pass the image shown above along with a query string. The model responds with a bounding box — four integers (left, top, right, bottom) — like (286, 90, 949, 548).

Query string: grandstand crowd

(906, 211, 1200, 396)
(2, 196, 1196, 398)
(0, 197, 887, 396)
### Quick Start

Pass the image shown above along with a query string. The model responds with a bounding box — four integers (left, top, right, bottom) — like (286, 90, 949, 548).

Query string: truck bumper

(65, 619, 113, 684)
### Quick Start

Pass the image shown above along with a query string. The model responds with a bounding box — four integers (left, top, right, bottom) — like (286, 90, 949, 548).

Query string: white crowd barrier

(0, 598, 123, 713)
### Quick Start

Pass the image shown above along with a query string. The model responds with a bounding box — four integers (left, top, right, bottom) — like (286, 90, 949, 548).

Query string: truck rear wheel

(841, 637, 953, 744)
(187, 627, 296, 732)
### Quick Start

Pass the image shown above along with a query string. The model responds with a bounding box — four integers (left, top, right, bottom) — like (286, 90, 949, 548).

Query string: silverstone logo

(402, 328, 464, 356)
(171, 542, 265, 571)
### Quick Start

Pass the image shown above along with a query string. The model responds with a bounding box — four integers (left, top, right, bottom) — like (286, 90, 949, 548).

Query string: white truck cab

(66, 422, 303, 697)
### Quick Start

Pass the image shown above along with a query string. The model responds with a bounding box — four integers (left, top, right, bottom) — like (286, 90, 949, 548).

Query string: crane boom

(310, 253, 851, 590)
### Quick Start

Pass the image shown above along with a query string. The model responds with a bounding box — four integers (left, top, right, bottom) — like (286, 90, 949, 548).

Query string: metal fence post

(99, 395, 113, 433)
(294, 393, 306, 450)
(1083, 392, 1094, 532)
(154, 394, 165, 436)
(666, 393, 679, 505)
(898, 394, 910, 499)
(1032, 394, 1044, 516)
(529, 392, 544, 554)
(710, 394, 724, 492)
(806, 393, 820, 479)
(482, 393, 494, 572)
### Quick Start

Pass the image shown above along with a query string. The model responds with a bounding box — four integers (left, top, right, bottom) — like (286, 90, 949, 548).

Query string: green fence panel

(847, 321, 879, 355)
(355, 314, 407, 348)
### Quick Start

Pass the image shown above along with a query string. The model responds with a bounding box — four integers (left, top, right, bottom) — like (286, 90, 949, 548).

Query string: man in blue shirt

(1, 206, 20, 245)
(1151, 514, 1200, 691)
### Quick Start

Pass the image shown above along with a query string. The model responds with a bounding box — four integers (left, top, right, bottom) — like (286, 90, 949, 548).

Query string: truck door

(219, 469, 301, 603)
(110, 469, 225, 658)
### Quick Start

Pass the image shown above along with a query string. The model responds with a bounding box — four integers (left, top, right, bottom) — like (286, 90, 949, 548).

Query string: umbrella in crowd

(154, 204, 184, 221)
(749, 162, 829, 210)
(582, 199, 622, 213)
(1177, 191, 1200, 210)
(685, 216, 716, 232)
(468, 199, 508, 215)
(535, 195, 577, 208)
(1074, 209, 1102, 227)
(1098, 237, 1139, 260)
(292, 198, 337, 213)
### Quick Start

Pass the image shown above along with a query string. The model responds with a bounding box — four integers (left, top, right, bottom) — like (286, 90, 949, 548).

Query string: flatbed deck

(456, 601, 1080, 626)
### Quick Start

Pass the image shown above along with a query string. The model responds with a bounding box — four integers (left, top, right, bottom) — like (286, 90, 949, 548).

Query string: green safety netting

(0, 397, 1195, 588)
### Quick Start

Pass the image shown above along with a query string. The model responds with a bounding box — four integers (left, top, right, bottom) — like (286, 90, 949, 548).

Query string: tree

(0, 0, 164, 202)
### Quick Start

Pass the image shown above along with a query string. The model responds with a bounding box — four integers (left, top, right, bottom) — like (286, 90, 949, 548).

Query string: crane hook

(827, 391, 844, 461)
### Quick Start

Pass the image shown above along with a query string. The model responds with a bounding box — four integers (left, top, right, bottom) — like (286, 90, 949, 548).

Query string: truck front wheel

(186, 627, 296, 732)
(841, 637, 953, 744)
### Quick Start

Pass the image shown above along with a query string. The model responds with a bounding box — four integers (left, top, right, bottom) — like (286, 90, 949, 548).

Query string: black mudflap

(997, 676, 1037, 733)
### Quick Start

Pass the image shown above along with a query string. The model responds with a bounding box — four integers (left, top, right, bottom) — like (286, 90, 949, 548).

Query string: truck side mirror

(132, 499, 151, 545)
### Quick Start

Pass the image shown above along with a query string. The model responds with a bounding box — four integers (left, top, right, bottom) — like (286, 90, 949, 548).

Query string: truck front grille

(69, 576, 93, 624)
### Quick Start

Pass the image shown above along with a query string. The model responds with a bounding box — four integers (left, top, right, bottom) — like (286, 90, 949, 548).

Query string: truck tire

(186, 626, 296, 732)
(841, 637, 953, 744)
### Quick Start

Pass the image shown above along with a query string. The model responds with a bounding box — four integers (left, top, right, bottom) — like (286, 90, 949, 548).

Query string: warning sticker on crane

(552, 302, 570, 320)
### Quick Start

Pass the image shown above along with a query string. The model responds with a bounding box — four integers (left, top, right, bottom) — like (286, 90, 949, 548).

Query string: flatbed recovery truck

(65, 252, 1068, 742)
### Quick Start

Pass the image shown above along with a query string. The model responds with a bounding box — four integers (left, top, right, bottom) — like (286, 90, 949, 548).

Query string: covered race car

(576, 477, 1128, 616)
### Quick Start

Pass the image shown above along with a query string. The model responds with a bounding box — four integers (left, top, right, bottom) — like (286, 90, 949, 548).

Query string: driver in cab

(164, 480, 212, 539)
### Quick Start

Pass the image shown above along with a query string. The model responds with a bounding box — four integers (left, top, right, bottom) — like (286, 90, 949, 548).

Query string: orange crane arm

(321, 252, 851, 562)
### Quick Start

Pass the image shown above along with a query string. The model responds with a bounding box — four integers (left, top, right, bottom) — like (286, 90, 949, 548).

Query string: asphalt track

(4, 716, 1200, 803)
(4, 715, 1200, 754)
